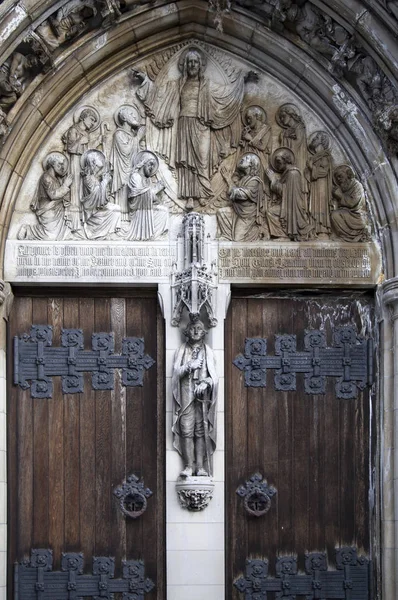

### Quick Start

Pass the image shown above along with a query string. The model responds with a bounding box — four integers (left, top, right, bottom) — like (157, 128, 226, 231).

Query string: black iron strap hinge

(14, 325, 155, 398)
(233, 325, 374, 399)
(15, 549, 155, 600)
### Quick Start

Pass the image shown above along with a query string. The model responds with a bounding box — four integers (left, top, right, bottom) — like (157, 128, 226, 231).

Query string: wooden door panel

(7, 292, 165, 600)
(226, 292, 375, 598)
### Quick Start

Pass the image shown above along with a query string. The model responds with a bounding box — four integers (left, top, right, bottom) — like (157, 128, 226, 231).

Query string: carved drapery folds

(0, 0, 397, 159)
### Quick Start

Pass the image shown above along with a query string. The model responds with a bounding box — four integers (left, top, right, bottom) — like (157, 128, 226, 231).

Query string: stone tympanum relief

(6, 39, 380, 286)
(17, 101, 168, 242)
(132, 46, 257, 210)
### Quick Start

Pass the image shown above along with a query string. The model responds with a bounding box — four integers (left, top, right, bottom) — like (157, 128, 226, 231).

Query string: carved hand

(64, 174, 73, 187)
(194, 381, 209, 399)
(190, 357, 203, 371)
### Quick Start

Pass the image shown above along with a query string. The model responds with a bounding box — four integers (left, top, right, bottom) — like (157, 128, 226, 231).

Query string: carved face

(237, 154, 251, 174)
(186, 52, 201, 78)
(82, 113, 96, 130)
(278, 109, 291, 126)
(187, 323, 206, 342)
(143, 159, 157, 177)
(52, 156, 68, 176)
(273, 154, 286, 172)
(335, 169, 350, 190)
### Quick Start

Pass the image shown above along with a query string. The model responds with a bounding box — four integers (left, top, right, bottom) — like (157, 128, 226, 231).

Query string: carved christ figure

(132, 47, 251, 207)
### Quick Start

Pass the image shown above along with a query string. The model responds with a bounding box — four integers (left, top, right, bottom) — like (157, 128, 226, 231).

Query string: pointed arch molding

(0, 0, 397, 276)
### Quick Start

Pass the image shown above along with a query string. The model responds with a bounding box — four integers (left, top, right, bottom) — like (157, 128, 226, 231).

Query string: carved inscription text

(218, 243, 379, 284)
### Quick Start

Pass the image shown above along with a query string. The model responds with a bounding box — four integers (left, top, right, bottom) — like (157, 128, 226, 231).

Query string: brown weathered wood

(8, 290, 164, 598)
(94, 297, 112, 555)
(32, 298, 50, 548)
(226, 292, 375, 588)
(63, 298, 81, 551)
(47, 297, 65, 568)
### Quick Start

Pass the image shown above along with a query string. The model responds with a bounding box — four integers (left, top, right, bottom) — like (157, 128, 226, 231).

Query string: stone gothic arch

(1, 0, 398, 598)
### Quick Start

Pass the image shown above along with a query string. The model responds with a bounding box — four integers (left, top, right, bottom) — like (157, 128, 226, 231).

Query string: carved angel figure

(18, 152, 73, 241)
(79, 149, 121, 240)
(305, 131, 332, 239)
(266, 147, 313, 241)
(217, 153, 268, 242)
(110, 104, 145, 222)
(132, 46, 253, 207)
(120, 151, 168, 241)
(330, 165, 370, 242)
(62, 106, 101, 232)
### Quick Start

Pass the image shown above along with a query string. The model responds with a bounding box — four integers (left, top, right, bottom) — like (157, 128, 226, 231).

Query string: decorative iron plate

(15, 549, 155, 600)
(14, 326, 155, 398)
(233, 326, 373, 399)
(236, 473, 277, 517)
(234, 548, 370, 599)
(113, 474, 153, 519)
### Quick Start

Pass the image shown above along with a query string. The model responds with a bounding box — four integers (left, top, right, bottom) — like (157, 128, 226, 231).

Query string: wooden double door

(7, 290, 165, 600)
(226, 291, 376, 598)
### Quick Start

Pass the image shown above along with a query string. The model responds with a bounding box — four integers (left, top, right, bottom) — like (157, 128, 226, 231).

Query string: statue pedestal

(176, 476, 214, 511)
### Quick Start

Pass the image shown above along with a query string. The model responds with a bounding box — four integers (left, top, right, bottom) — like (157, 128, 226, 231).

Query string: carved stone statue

(132, 46, 254, 208)
(36, 0, 97, 50)
(110, 104, 145, 222)
(172, 314, 218, 478)
(217, 153, 268, 241)
(18, 152, 73, 241)
(0, 52, 38, 111)
(276, 103, 308, 177)
(62, 106, 101, 232)
(79, 149, 121, 240)
(305, 131, 332, 239)
(240, 105, 272, 174)
(120, 150, 168, 241)
(266, 147, 313, 241)
(0, 108, 8, 142)
(330, 165, 370, 242)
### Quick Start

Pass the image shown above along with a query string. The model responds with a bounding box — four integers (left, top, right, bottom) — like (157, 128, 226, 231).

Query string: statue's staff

(192, 346, 211, 476)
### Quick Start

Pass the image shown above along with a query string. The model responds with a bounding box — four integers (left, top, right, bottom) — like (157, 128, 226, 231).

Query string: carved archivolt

(0, 0, 397, 158)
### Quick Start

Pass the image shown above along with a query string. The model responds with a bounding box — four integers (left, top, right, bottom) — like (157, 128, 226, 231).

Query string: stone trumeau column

(159, 213, 230, 600)
(381, 277, 398, 600)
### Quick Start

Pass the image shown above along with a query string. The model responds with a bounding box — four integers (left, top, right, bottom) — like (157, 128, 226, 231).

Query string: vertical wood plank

(63, 298, 81, 551)
(32, 298, 50, 547)
(94, 297, 112, 555)
(47, 297, 65, 568)
(126, 298, 144, 560)
(79, 297, 96, 564)
(110, 297, 126, 570)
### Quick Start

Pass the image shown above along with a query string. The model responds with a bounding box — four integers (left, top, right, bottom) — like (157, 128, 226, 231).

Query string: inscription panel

(217, 242, 381, 285)
(5, 241, 176, 283)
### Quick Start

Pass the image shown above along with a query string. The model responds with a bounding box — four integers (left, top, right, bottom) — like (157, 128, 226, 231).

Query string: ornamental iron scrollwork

(13, 325, 155, 398)
(234, 547, 370, 599)
(15, 549, 155, 600)
(233, 325, 373, 399)
(113, 474, 153, 519)
(236, 473, 277, 517)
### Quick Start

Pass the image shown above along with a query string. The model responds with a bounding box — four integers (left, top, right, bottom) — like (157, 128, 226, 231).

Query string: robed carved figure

(172, 315, 218, 478)
(132, 46, 253, 207)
